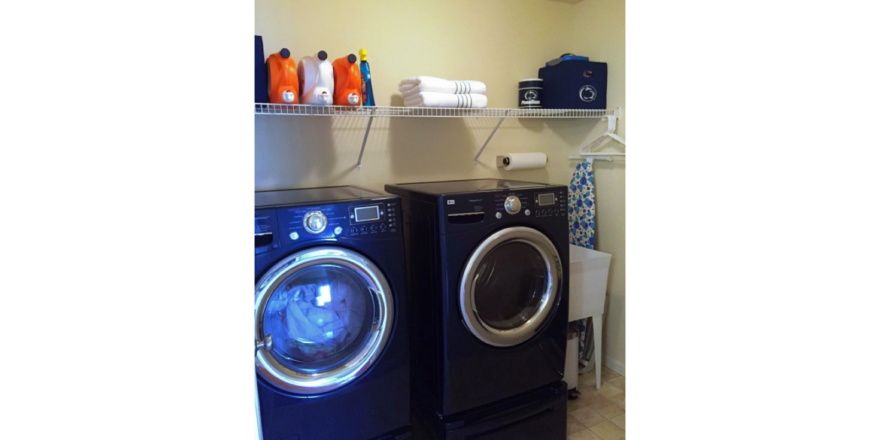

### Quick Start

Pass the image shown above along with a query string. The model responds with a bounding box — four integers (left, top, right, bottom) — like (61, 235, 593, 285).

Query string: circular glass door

(255, 246, 393, 395)
(460, 227, 562, 347)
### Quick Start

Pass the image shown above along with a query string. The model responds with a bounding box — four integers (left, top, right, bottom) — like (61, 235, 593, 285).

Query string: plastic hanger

(569, 108, 626, 161)
(581, 112, 625, 152)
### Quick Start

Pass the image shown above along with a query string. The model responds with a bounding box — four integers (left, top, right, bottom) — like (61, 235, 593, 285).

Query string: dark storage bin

(538, 54, 607, 109)
(255, 36, 269, 103)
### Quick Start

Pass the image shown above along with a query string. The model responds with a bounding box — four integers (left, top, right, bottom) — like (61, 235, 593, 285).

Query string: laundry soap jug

(332, 54, 362, 106)
(266, 48, 299, 104)
(298, 50, 334, 105)
(358, 48, 375, 106)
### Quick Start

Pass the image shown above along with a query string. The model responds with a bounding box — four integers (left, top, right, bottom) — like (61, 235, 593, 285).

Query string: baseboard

(602, 355, 625, 377)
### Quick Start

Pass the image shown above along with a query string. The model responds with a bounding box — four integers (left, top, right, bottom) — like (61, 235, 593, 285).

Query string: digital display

(354, 205, 381, 222)
(537, 193, 555, 206)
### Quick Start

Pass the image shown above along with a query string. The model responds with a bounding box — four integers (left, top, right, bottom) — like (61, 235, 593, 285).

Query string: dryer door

(460, 226, 563, 347)
(254, 246, 394, 395)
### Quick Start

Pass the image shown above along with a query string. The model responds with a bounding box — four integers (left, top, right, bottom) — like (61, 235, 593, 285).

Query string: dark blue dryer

(254, 186, 410, 440)
(385, 179, 569, 439)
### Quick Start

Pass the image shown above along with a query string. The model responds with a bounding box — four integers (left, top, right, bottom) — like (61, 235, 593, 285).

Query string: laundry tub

(564, 244, 611, 390)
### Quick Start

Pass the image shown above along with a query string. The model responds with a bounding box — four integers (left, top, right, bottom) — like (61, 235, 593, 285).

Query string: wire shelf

(254, 103, 608, 118)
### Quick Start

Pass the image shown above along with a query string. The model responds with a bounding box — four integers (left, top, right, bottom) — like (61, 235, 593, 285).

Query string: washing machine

(385, 179, 569, 438)
(254, 186, 411, 440)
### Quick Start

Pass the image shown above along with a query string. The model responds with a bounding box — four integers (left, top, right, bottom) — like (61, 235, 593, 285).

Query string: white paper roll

(496, 153, 548, 171)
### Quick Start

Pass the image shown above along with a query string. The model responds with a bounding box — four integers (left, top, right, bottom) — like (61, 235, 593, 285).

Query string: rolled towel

(398, 76, 487, 95)
(404, 92, 488, 108)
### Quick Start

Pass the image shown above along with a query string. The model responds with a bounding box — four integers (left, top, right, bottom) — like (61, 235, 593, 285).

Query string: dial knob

(504, 195, 522, 215)
(303, 210, 328, 234)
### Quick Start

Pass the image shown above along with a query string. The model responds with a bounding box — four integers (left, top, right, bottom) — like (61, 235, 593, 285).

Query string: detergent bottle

(332, 54, 362, 106)
(298, 50, 334, 105)
(358, 48, 375, 106)
(266, 48, 299, 104)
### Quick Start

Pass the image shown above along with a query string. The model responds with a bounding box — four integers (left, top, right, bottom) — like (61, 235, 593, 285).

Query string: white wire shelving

(254, 103, 609, 118)
(254, 103, 611, 168)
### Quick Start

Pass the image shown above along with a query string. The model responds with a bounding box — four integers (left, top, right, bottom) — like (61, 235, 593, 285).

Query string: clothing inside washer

(262, 264, 373, 373)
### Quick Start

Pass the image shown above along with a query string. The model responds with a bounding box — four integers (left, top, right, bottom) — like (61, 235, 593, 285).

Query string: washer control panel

(255, 198, 400, 249)
(346, 202, 398, 236)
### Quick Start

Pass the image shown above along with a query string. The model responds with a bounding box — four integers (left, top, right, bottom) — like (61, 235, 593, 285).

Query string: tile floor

(567, 366, 625, 440)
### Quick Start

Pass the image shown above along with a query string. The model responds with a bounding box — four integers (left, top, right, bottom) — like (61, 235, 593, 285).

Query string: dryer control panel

(441, 188, 567, 219)
(439, 186, 567, 234)
(531, 188, 569, 218)
(491, 187, 568, 220)
(255, 198, 400, 252)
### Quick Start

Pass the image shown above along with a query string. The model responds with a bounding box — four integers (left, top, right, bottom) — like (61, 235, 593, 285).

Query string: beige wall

(256, 0, 625, 371)
(570, 0, 626, 370)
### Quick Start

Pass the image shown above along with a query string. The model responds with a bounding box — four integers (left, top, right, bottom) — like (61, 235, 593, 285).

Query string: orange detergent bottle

(332, 54, 362, 106)
(266, 48, 299, 104)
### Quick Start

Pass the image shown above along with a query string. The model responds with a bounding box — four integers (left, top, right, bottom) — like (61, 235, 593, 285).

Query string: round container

(518, 78, 543, 109)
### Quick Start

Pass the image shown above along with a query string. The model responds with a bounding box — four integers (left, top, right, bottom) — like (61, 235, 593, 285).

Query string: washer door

(254, 246, 393, 395)
(460, 227, 562, 347)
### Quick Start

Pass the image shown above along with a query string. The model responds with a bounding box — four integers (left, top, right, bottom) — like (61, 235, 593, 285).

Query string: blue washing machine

(385, 179, 569, 440)
(255, 186, 411, 440)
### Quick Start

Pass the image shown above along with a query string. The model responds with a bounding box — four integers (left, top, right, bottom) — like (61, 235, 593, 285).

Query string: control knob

(303, 210, 328, 234)
(504, 195, 522, 215)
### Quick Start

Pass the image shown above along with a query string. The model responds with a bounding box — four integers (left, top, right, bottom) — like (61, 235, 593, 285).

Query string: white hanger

(569, 108, 626, 161)
(582, 111, 625, 151)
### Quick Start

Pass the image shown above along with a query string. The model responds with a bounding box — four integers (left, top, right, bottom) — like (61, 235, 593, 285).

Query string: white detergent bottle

(298, 50, 334, 105)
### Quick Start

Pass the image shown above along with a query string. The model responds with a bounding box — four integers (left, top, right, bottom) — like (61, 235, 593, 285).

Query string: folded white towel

(403, 92, 488, 108)
(398, 76, 487, 95)
(400, 86, 429, 100)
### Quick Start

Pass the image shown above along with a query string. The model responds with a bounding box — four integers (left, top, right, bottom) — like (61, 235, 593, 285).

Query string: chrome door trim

(255, 374, 263, 440)
(459, 227, 562, 347)
(254, 246, 394, 395)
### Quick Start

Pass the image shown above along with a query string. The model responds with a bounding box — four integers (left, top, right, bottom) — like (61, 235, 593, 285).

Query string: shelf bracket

(473, 111, 510, 165)
(356, 108, 377, 170)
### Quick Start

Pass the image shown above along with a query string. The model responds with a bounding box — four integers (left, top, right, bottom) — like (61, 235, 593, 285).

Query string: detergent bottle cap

(280, 48, 290, 59)
(359, 48, 368, 61)
(347, 54, 357, 64)
(317, 50, 328, 61)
